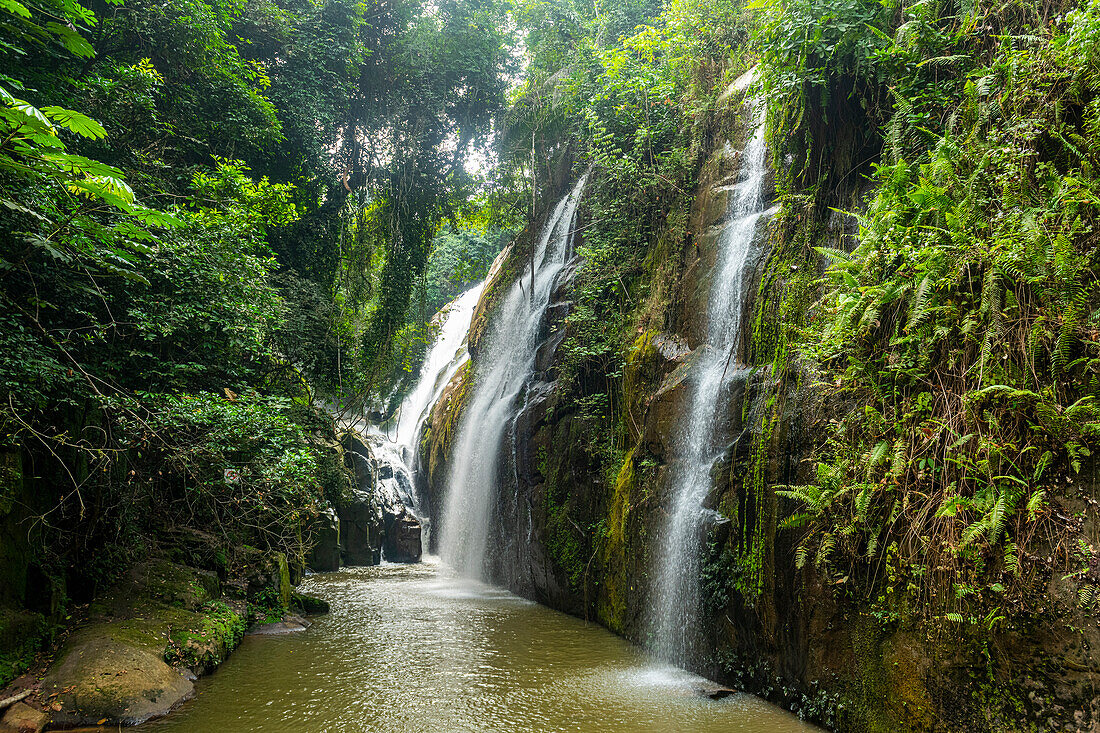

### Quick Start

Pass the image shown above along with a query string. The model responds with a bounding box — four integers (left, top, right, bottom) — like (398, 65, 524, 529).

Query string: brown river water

(144, 559, 820, 733)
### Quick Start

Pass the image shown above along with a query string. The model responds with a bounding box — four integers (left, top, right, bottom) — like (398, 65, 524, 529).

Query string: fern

(854, 484, 874, 520)
(906, 276, 934, 332)
(1025, 489, 1046, 519)
(1003, 542, 1019, 576)
(816, 533, 836, 569)
(795, 541, 810, 570)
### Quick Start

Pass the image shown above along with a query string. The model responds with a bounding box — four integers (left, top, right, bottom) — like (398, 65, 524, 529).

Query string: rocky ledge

(1, 551, 328, 729)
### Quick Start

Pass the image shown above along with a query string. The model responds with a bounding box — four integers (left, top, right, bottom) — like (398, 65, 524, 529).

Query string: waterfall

(358, 282, 485, 551)
(650, 100, 774, 667)
(439, 175, 588, 579)
(391, 282, 485, 470)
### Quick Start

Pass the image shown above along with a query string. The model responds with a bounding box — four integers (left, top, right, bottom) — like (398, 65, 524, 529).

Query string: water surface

(147, 560, 818, 733)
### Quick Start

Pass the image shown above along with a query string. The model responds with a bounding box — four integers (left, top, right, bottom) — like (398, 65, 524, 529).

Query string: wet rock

(249, 614, 311, 635)
(383, 510, 422, 563)
(338, 487, 383, 566)
(307, 506, 341, 572)
(42, 637, 194, 726)
(0, 702, 47, 733)
(339, 433, 384, 566)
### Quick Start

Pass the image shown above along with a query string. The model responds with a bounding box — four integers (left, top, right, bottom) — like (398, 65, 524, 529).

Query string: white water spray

(440, 176, 588, 578)
(650, 100, 774, 667)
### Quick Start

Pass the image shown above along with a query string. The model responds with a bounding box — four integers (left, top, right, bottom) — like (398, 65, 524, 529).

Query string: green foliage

(755, 0, 892, 192)
(770, 0, 1100, 618)
(552, 0, 751, 396)
(424, 226, 511, 315)
(113, 392, 327, 560)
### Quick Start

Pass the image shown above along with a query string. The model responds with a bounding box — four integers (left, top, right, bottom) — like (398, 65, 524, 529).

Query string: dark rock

(338, 433, 383, 566)
(307, 506, 341, 572)
(338, 487, 383, 566)
(383, 510, 422, 563)
(291, 592, 330, 615)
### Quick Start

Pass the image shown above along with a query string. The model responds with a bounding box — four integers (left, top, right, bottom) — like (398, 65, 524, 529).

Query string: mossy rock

(42, 635, 194, 726)
(291, 592, 329, 615)
(41, 558, 249, 725)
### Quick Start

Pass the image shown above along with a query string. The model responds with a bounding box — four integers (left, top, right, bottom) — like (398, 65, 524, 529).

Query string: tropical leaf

(42, 106, 106, 139)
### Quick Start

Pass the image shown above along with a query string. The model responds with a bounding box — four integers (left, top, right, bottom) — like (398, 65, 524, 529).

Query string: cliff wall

(422, 78, 1100, 733)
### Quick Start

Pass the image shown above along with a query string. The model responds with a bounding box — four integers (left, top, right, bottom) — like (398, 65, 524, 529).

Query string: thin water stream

(651, 92, 777, 667)
(145, 560, 818, 733)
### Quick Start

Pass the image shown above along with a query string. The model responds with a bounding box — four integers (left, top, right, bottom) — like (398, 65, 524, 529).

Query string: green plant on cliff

(770, 0, 1100, 621)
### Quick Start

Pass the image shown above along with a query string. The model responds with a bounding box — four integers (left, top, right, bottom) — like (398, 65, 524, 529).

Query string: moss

(164, 601, 246, 670)
(275, 552, 292, 609)
(597, 446, 636, 633)
(429, 360, 472, 480)
(291, 591, 329, 615)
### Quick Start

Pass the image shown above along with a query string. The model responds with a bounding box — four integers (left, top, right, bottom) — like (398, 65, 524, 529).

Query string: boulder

(383, 510, 422, 563)
(307, 506, 341, 572)
(0, 702, 47, 733)
(41, 636, 194, 726)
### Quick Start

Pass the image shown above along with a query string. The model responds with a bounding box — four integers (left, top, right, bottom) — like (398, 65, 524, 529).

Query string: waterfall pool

(144, 559, 819, 733)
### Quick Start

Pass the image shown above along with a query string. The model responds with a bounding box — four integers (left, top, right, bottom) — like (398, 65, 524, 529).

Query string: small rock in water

(707, 688, 737, 700)
(249, 615, 312, 635)
(691, 681, 738, 700)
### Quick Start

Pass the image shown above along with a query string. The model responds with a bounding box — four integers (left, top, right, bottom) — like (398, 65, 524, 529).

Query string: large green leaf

(0, 0, 30, 20)
(44, 21, 95, 58)
(42, 106, 107, 139)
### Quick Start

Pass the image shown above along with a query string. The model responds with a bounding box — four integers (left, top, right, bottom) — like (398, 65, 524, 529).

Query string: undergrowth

(765, 0, 1100, 622)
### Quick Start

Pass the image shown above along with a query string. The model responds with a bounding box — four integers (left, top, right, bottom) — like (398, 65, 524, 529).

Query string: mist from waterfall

(439, 176, 588, 579)
(650, 100, 774, 668)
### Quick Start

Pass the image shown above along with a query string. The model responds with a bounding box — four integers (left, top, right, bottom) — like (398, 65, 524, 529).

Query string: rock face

(421, 84, 1100, 733)
(307, 507, 341, 572)
(339, 430, 424, 564)
(339, 432, 384, 566)
(384, 509, 422, 563)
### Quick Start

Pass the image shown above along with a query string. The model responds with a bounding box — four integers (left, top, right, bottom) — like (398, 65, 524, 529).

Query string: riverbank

(143, 559, 819, 733)
(0, 549, 328, 731)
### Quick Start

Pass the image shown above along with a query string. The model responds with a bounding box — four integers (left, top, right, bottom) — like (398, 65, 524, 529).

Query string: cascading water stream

(361, 282, 485, 547)
(650, 97, 775, 667)
(390, 282, 485, 469)
(439, 175, 588, 579)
